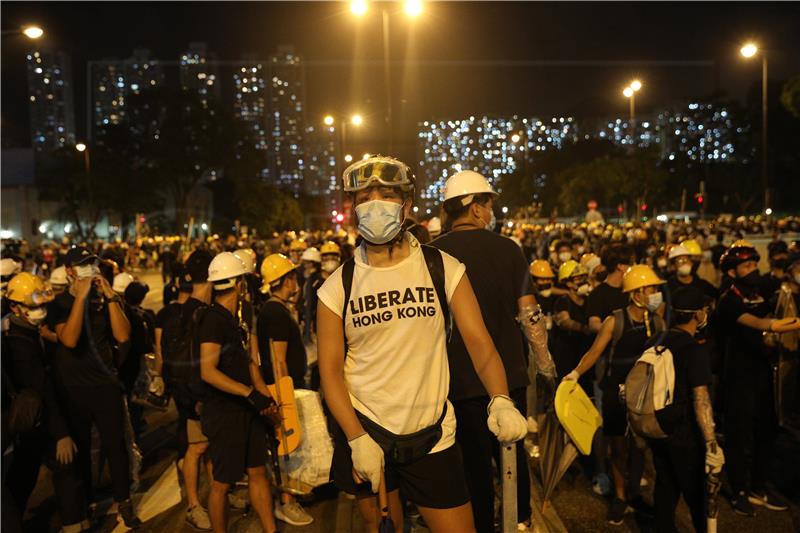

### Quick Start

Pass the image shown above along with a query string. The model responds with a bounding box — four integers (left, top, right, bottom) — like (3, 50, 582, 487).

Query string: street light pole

(761, 53, 769, 211)
(382, 7, 393, 153)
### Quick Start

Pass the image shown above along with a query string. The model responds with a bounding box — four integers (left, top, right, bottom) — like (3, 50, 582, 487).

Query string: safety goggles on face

(342, 156, 414, 192)
(30, 287, 54, 306)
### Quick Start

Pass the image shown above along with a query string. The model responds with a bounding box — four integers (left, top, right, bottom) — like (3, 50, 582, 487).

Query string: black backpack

(162, 301, 208, 399)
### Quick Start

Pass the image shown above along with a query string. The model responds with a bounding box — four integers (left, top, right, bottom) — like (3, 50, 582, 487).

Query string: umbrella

(378, 470, 395, 533)
(538, 409, 579, 512)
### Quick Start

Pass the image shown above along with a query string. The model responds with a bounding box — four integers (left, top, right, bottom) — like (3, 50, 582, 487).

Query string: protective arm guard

(518, 304, 557, 378)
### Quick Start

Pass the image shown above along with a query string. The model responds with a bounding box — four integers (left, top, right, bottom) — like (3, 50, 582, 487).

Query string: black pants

(64, 384, 131, 503)
(453, 388, 531, 533)
(724, 366, 777, 495)
(650, 434, 706, 533)
(4, 427, 86, 526)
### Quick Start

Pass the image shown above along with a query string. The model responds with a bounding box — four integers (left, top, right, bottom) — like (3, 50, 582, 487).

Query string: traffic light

(695, 193, 704, 204)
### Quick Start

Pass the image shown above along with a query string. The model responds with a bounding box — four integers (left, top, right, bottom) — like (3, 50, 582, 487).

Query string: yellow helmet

(680, 239, 702, 256)
(731, 239, 754, 249)
(530, 260, 555, 279)
(6, 273, 54, 307)
(320, 241, 341, 256)
(260, 253, 297, 287)
(289, 239, 307, 252)
(558, 260, 588, 282)
(622, 265, 665, 293)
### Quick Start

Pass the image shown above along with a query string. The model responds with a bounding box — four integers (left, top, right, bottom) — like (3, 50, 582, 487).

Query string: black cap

(64, 246, 99, 267)
(185, 250, 213, 283)
(124, 281, 150, 307)
(671, 286, 705, 312)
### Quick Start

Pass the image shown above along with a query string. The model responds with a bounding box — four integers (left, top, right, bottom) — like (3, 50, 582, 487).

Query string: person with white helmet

(252, 254, 313, 526)
(427, 217, 442, 239)
(49, 265, 69, 294)
(431, 169, 547, 531)
(112, 272, 135, 296)
(198, 252, 281, 533)
(666, 245, 718, 302)
(564, 265, 667, 525)
(317, 157, 527, 533)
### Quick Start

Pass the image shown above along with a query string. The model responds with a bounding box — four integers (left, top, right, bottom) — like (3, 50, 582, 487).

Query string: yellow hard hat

(622, 264, 665, 293)
(611, 229, 625, 241)
(320, 241, 341, 256)
(731, 239, 754, 249)
(558, 260, 588, 282)
(680, 239, 702, 256)
(530, 260, 555, 279)
(555, 380, 603, 455)
(289, 239, 307, 252)
(6, 273, 54, 307)
(260, 253, 297, 287)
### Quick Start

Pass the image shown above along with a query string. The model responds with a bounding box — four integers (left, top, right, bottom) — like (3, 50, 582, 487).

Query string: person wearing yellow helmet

(4, 273, 89, 532)
(565, 264, 666, 524)
(288, 239, 307, 265)
(552, 261, 593, 389)
(716, 240, 799, 516)
(680, 239, 703, 276)
(667, 245, 718, 302)
(585, 243, 634, 334)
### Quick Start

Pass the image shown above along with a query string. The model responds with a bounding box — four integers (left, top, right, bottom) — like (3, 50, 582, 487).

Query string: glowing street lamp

(75, 143, 87, 152)
(22, 25, 44, 39)
(351, 113, 363, 126)
(350, 0, 368, 17)
(630, 79, 642, 92)
(739, 41, 769, 211)
(622, 87, 634, 98)
(622, 79, 642, 138)
(323, 115, 335, 126)
(404, 0, 423, 17)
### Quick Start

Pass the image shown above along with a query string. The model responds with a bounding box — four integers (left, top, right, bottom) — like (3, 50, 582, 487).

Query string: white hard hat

(668, 244, 691, 260)
(1, 257, 22, 277)
(427, 217, 442, 235)
(233, 248, 256, 273)
(443, 170, 497, 203)
(301, 247, 321, 263)
(50, 265, 68, 287)
(208, 252, 247, 290)
(112, 272, 135, 294)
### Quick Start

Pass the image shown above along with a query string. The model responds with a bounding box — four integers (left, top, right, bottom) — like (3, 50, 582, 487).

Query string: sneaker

(274, 501, 314, 526)
(186, 505, 212, 531)
(592, 473, 611, 496)
(748, 490, 789, 511)
(517, 519, 533, 531)
(731, 492, 756, 517)
(227, 489, 249, 510)
(607, 497, 628, 526)
(117, 499, 142, 529)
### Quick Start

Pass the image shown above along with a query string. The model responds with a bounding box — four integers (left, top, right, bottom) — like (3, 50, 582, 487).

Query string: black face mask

(771, 258, 789, 270)
(737, 270, 761, 288)
(595, 271, 608, 283)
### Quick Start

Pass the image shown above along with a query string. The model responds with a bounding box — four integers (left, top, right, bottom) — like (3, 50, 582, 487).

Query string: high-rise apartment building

(26, 47, 75, 152)
(268, 45, 305, 196)
(179, 42, 219, 108)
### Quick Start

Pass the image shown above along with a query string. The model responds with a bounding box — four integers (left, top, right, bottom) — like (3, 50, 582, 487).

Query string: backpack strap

(608, 308, 626, 364)
(341, 257, 356, 328)
(421, 245, 450, 334)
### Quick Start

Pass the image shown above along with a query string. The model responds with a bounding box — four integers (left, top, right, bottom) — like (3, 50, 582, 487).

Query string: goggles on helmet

(342, 156, 414, 193)
(30, 287, 55, 306)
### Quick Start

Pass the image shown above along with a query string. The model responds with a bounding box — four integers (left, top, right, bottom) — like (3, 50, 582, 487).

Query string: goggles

(30, 287, 55, 306)
(342, 156, 414, 192)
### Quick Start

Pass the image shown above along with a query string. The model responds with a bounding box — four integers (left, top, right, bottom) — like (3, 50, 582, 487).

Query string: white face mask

(645, 291, 663, 312)
(22, 306, 47, 326)
(74, 264, 99, 280)
(321, 259, 340, 273)
(539, 288, 552, 298)
(558, 252, 572, 263)
(677, 264, 692, 276)
(355, 200, 404, 245)
(576, 283, 592, 296)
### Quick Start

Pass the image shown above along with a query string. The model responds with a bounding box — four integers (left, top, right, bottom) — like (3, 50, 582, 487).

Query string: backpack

(624, 343, 675, 439)
(605, 308, 665, 377)
(162, 301, 209, 400)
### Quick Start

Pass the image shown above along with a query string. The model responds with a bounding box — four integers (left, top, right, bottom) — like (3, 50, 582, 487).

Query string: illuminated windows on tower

(26, 47, 75, 152)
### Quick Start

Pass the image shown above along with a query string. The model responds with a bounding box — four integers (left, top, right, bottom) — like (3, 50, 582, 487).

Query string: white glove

(705, 441, 725, 474)
(487, 395, 528, 443)
(562, 370, 580, 382)
(349, 433, 384, 492)
(148, 374, 165, 396)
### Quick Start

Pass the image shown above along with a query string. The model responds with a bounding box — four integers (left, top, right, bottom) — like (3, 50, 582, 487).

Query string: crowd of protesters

(2, 161, 799, 533)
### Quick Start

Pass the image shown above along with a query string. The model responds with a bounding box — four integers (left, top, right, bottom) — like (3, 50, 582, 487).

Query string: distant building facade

(26, 47, 75, 152)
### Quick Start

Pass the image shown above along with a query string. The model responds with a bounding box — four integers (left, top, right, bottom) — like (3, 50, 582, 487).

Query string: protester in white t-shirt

(317, 156, 527, 533)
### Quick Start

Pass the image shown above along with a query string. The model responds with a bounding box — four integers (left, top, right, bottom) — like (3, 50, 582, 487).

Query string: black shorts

(601, 381, 628, 436)
(331, 424, 470, 509)
(203, 408, 268, 485)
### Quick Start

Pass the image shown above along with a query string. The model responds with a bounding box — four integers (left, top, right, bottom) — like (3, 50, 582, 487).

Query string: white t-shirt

(317, 234, 466, 453)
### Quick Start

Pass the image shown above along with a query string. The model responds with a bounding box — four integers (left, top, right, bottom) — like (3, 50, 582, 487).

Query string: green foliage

(781, 77, 800, 120)
(233, 176, 303, 235)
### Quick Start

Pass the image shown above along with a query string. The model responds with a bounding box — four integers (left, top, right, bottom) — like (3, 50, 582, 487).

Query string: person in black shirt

(716, 243, 800, 516)
(200, 252, 280, 533)
(586, 243, 633, 334)
(649, 287, 723, 533)
(552, 261, 593, 392)
(120, 281, 157, 438)
(51, 247, 141, 528)
(666, 245, 718, 302)
(3, 273, 87, 532)
(253, 253, 313, 526)
(432, 171, 539, 532)
(760, 241, 789, 300)
(565, 265, 665, 525)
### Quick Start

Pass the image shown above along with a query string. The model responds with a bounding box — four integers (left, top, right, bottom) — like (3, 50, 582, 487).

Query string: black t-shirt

(431, 229, 533, 400)
(196, 303, 252, 412)
(656, 329, 712, 438)
(667, 275, 718, 302)
(716, 285, 771, 374)
(586, 282, 628, 323)
(50, 291, 118, 388)
(552, 295, 593, 377)
(606, 309, 661, 386)
(257, 300, 307, 386)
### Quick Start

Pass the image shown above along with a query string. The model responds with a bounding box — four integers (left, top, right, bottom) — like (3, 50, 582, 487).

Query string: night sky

(2, 1, 799, 165)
